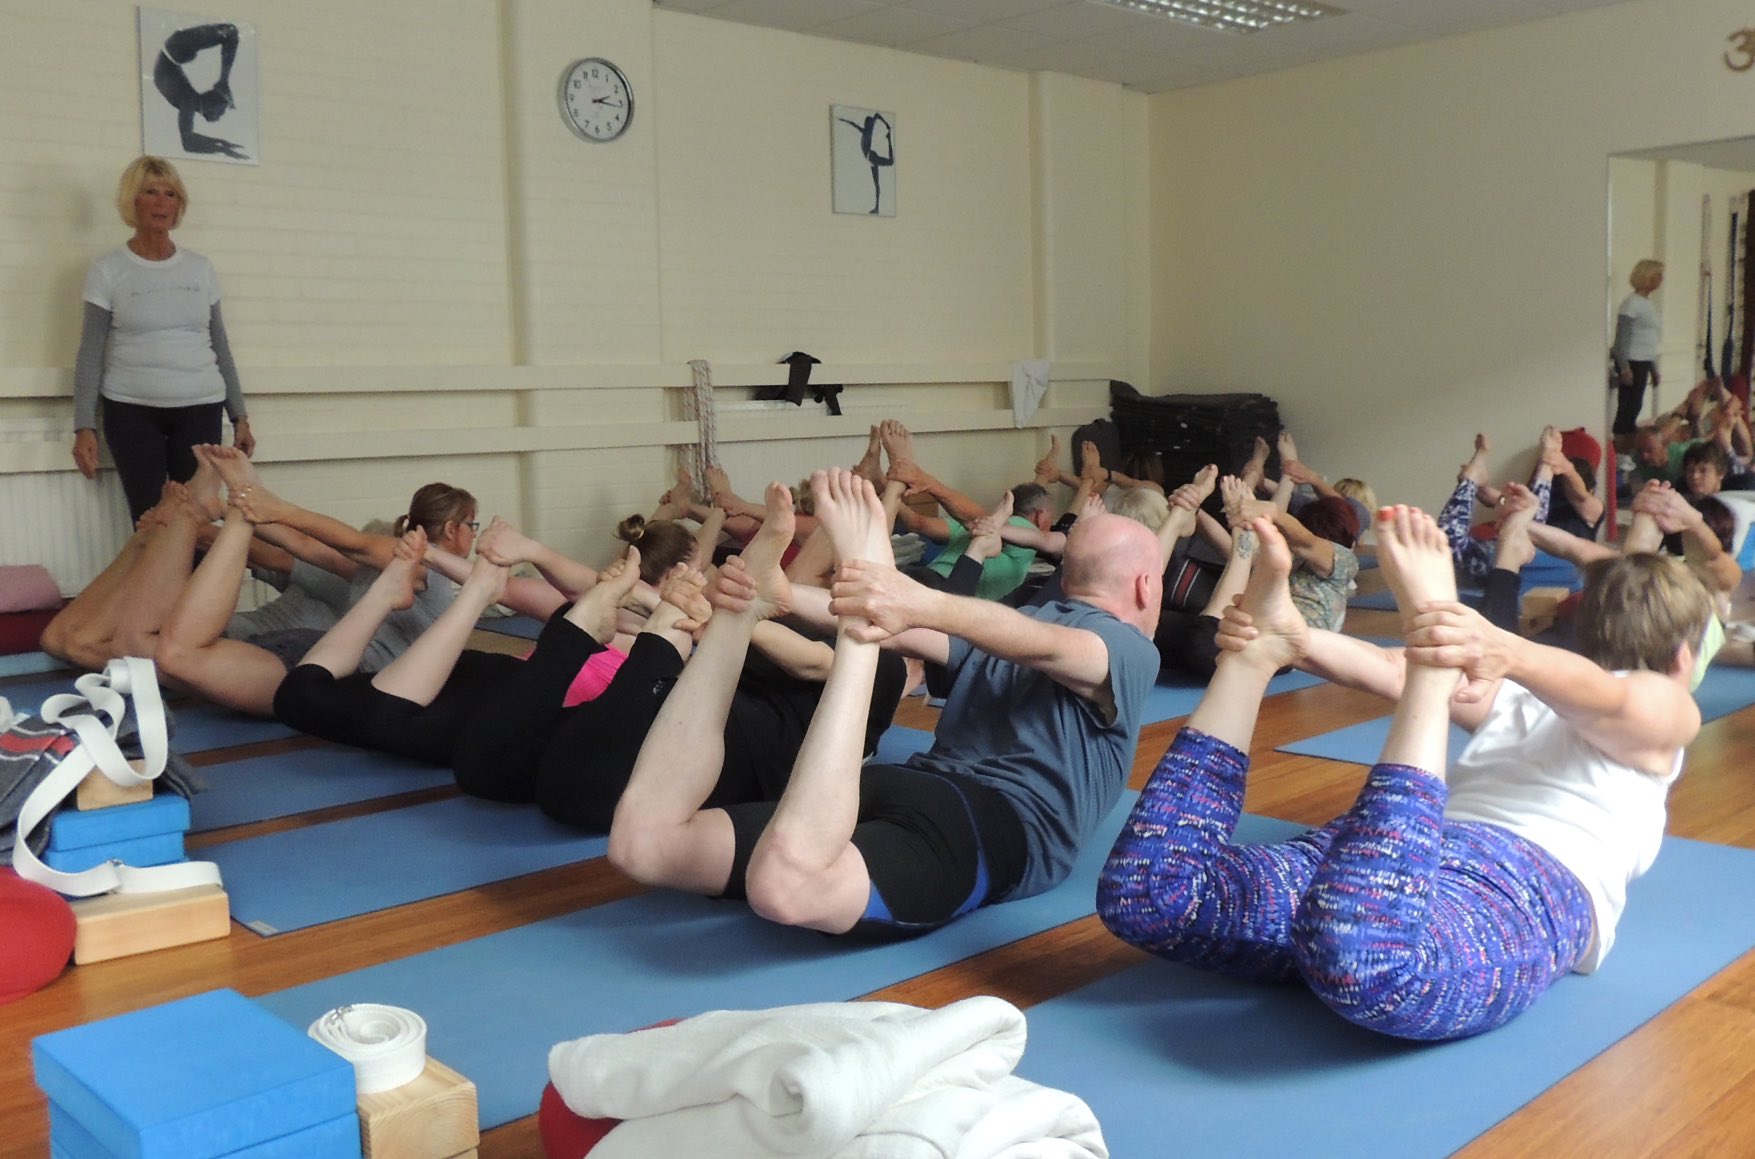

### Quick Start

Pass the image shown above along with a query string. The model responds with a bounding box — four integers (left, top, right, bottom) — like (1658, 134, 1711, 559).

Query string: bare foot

(230, 481, 295, 526)
(731, 482, 796, 619)
(1493, 487, 1538, 574)
(565, 548, 641, 643)
(705, 465, 735, 507)
(1458, 433, 1491, 485)
(187, 446, 225, 521)
(812, 468, 892, 568)
(1076, 491, 1105, 523)
(879, 419, 917, 473)
(1242, 436, 1270, 487)
(1034, 435, 1062, 486)
(1230, 515, 1307, 669)
(658, 562, 711, 624)
(369, 530, 427, 612)
(1079, 439, 1104, 481)
(1219, 475, 1269, 528)
(852, 426, 884, 486)
(1539, 425, 1561, 457)
(966, 515, 1003, 564)
(476, 517, 540, 568)
(1170, 465, 1218, 512)
(459, 551, 509, 610)
(203, 443, 262, 495)
(1277, 429, 1298, 468)
(1374, 505, 1458, 625)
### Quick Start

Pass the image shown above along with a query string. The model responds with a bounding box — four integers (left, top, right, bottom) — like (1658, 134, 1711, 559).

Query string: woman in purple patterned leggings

(1098, 506, 1706, 1041)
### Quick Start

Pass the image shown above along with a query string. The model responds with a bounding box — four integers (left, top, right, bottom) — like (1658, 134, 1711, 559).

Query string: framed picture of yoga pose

(138, 8, 260, 165)
(831, 104, 895, 218)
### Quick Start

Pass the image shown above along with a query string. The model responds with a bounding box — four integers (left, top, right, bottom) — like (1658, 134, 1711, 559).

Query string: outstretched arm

(1407, 600, 1698, 774)
(475, 517, 598, 599)
(832, 561, 1114, 708)
(425, 544, 566, 619)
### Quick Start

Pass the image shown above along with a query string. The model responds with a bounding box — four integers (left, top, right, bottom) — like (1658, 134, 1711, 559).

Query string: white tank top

(1443, 678, 1681, 973)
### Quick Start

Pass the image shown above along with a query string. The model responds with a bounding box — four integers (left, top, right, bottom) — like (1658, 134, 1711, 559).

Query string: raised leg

(608, 484, 796, 895)
(1098, 514, 1323, 980)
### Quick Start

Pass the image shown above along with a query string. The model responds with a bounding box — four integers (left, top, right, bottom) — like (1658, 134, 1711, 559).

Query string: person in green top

(880, 419, 1053, 601)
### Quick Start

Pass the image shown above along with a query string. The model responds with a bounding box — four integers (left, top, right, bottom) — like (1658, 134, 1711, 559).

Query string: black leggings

(450, 612, 850, 830)
(271, 650, 521, 767)
(101, 398, 223, 523)
(1612, 362, 1654, 436)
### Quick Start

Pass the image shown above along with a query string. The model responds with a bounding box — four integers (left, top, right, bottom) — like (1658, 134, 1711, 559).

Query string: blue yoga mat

(188, 746, 454, 833)
(0, 651, 64, 678)
(1142, 667, 1323, 725)
(1694, 662, 1755, 724)
(872, 726, 934, 765)
(0, 681, 295, 752)
(475, 614, 543, 640)
(255, 792, 1142, 1130)
(1277, 715, 1472, 767)
(208, 798, 612, 935)
(171, 704, 299, 753)
(1016, 833, 1755, 1158)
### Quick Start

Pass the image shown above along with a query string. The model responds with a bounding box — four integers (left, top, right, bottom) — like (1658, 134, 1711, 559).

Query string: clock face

(558, 58, 633, 142)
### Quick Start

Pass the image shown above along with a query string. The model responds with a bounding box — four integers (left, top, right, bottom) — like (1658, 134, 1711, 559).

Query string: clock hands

(591, 95, 624, 108)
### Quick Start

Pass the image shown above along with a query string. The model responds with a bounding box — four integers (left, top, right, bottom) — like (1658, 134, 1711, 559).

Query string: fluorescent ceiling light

(1089, 0, 1344, 34)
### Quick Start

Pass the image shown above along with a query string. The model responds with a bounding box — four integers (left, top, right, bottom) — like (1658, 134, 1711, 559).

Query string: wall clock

(558, 58, 633, 142)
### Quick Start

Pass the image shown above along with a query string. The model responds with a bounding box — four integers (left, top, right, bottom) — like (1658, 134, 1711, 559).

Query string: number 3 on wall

(1728, 28, 1755, 72)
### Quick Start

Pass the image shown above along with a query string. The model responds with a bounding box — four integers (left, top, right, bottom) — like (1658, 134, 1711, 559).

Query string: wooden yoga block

(1520, 585, 1571, 637)
(74, 760, 152, 811)
(69, 884, 230, 965)
(357, 1056, 479, 1159)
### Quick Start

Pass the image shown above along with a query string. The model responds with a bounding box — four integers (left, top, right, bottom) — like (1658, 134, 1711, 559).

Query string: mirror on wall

(1608, 137, 1755, 433)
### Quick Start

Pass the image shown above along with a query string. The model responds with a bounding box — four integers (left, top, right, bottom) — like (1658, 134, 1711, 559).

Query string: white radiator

(0, 471, 134, 596)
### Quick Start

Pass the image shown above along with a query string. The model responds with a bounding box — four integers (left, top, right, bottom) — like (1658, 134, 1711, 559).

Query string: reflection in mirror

(1608, 137, 1755, 447)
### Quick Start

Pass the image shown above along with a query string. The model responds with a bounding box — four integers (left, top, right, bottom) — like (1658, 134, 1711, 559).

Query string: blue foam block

(1016, 833, 1755, 1158)
(256, 792, 1159, 1130)
(208, 796, 613, 935)
(187, 745, 454, 833)
(49, 795, 190, 852)
(1277, 715, 1472, 768)
(33, 989, 357, 1159)
(50, 1104, 360, 1159)
(43, 832, 184, 874)
(474, 613, 543, 640)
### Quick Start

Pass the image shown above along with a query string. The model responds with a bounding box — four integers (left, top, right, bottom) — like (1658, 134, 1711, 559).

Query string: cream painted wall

(1149, 0, 1755, 512)
(0, 0, 1148, 590)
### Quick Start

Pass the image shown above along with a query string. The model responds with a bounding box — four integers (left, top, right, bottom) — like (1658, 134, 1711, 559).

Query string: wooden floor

(4, 610, 1755, 1158)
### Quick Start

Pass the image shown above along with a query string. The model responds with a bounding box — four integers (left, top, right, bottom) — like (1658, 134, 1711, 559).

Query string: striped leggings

(1097, 727, 1594, 1041)
(1438, 476, 1550, 585)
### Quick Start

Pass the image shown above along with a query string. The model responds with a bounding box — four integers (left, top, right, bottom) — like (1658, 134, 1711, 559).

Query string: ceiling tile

(908, 24, 1058, 63)
(895, 0, 1068, 21)
(813, 5, 973, 46)
(1000, 1, 1162, 40)
(708, 0, 885, 33)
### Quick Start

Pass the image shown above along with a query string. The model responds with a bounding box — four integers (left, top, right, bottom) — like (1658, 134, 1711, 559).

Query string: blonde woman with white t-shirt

(71, 156, 255, 522)
(1612, 258, 1665, 439)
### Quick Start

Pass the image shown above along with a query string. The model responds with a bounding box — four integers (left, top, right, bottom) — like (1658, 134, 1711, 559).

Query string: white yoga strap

(309, 1004, 429, 1094)
(686, 358, 719, 502)
(11, 657, 222, 897)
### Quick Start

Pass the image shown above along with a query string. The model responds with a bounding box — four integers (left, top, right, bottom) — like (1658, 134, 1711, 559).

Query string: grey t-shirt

(224, 561, 454, 673)
(904, 599, 1159, 898)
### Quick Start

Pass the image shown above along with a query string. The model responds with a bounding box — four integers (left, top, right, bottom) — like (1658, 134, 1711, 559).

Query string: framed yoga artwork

(830, 104, 895, 217)
(138, 7, 261, 165)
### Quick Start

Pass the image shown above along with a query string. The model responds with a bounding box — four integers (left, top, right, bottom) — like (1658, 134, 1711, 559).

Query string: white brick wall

(0, 0, 1146, 592)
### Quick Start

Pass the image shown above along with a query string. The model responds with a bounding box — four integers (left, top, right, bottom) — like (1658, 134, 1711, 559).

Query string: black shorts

(720, 763, 1027, 940)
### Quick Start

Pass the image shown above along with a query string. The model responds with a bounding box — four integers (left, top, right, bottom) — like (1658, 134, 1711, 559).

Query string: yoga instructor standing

(1611, 258, 1664, 443)
(72, 155, 254, 522)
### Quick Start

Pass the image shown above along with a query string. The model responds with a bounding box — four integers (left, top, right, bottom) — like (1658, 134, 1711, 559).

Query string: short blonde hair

(1333, 478, 1377, 513)
(116, 156, 188, 229)
(1575, 553, 1713, 674)
(1108, 486, 1170, 532)
(1629, 259, 1665, 294)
